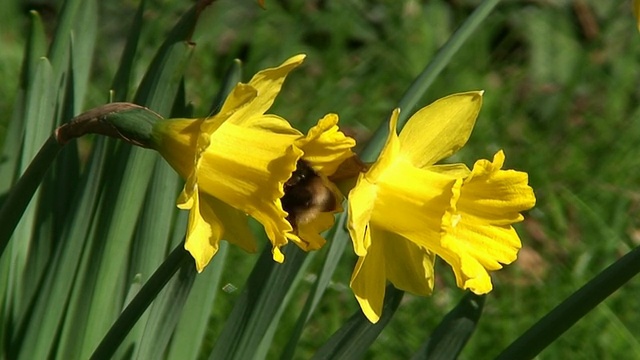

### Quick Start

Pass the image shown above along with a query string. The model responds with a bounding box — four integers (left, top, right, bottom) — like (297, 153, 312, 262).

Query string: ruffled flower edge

(439, 150, 536, 294)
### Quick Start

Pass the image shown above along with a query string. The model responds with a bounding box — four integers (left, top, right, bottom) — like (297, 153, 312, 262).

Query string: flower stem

(0, 135, 62, 257)
(495, 245, 640, 359)
(90, 241, 192, 360)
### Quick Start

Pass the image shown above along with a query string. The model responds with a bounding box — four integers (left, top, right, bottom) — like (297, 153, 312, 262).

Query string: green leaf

(89, 244, 193, 360)
(166, 242, 229, 360)
(311, 285, 404, 360)
(0, 10, 47, 194)
(495, 245, 640, 360)
(411, 293, 485, 360)
(209, 244, 310, 360)
(280, 216, 349, 360)
(111, 0, 146, 102)
(13, 137, 109, 359)
(68, 0, 98, 114)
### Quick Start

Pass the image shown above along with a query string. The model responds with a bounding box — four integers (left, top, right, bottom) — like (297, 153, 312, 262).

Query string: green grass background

(1, 0, 640, 358)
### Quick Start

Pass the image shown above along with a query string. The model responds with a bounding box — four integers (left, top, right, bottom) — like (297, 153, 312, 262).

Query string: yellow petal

(214, 83, 259, 128)
(151, 118, 203, 179)
(196, 117, 303, 262)
(182, 188, 224, 272)
(207, 194, 257, 253)
(457, 151, 536, 225)
(375, 229, 435, 296)
(296, 113, 356, 176)
(371, 161, 455, 240)
(350, 239, 387, 324)
(429, 163, 471, 178)
(225, 55, 306, 126)
(438, 151, 535, 294)
(399, 91, 483, 167)
(366, 109, 401, 181)
(347, 174, 376, 256)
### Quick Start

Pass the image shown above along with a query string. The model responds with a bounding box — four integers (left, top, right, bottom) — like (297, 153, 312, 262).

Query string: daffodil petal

(429, 163, 471, 177)
(399, 91, 483, 167)
(224, 55, 306, 125)
(350, 239, 386, 324)
(183, 189, 224, 272)
(197, 119, 303, 261)
(378, 229, 435, 296)
(235, 114, 303, 136)
(206, 194, 257, 253)
(214, 83, 259, 128)
(457, 151, 536, 225)
(296, 113, 356, 176)
(347, 174, 376, 256)
(151, 118, 203, 179)
(367, 109, 401, 180)
(371, 161, 455, 239)
(438, 151, 535, 294)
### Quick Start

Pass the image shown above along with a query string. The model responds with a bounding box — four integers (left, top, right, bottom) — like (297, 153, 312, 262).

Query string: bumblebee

(281, 160, 337, 228)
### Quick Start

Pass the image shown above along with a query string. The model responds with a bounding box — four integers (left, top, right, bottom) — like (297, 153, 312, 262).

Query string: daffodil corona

(151, 55, 355, 271)
(347, 92, 536, 323)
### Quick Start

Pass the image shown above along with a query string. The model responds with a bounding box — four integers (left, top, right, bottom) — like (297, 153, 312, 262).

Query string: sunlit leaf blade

(0, 10, 47, 194)
(14, 53, 80, 346)
(6, 56, 55, 323)
(89, 244, 192, 360)
(68, 0, 98, 114)
(166, 242, 229, 360)
(256, 251, 316, 360)
(14, 137, 109, 359)
(281, 216, 349, 360)
(133, 2, 203, 108)
(134, 252, 197, 359)
(411, 293, 485, 360)
(311, 285, 404, 360)
(209, 244, 309, 360)
(118, 158, 182, 356)
(111, 0, 146, 102)
(123, 81, 189, 358)
(48, 0, 83, 81)
(495, 245, 640, 360)
(55, 146, 157, 359)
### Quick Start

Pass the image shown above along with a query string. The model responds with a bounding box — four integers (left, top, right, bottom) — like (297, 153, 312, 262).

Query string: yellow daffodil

(151, 55, 355, 271)
(348, 92, 536, 323)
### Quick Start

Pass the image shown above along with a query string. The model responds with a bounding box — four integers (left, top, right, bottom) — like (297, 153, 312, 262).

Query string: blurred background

(1, 0, 639, 358)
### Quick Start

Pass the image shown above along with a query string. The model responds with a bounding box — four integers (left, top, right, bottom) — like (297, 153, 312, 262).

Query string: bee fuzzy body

(281, 160, 337, 228)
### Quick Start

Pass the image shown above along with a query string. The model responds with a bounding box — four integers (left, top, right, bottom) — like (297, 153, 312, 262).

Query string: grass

(1, 0, 640, 358)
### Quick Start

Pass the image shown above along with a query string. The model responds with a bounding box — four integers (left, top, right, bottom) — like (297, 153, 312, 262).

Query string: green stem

(90, 242, 192, 360)
(361, 0, 502, 162)
(495, 245, 640, 360)
(0, 135, 62, 257)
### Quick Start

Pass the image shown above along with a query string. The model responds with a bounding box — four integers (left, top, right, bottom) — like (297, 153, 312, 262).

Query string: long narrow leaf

(495, 245, 640, 360)
(411, 293, 485, 360)
(311, 285, 404, 360)
(209, 244, 309, 360)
